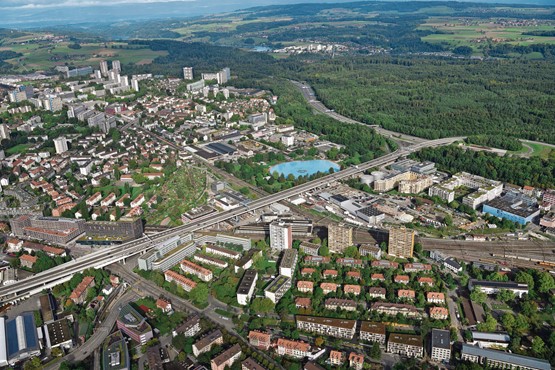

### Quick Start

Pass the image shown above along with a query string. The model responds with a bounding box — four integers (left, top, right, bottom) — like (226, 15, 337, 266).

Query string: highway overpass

(0, 137, 463, 303)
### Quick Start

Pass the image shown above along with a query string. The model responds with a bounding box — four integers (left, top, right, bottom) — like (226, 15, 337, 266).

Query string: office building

(116, 304, 153, 345)
(264, 275, 291, 303)
(461, 344, 551, 370)
(193, 330, 223, 357)
(102, 331, 130, 370)
(279, 249, 298, 278)
(429, 172, 503, 209)
(328, 223, 353, 253)
(54, 136, 68, 154)
(183, 67, 194, 80)
(388, 227, 415, 258)
(237, 269, 257, 306)
(430, 329, 451, 362)
(387, 333, 423, 358)
(270, 221, 292, 250)
(483, 193, 540, 225)
(44, 318, 73, 349)
(359, 322, 386, 344)
(296, 316, 356, 339)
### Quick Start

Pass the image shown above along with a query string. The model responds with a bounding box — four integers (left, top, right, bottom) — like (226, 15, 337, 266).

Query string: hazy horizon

(2, 0, 554, 29)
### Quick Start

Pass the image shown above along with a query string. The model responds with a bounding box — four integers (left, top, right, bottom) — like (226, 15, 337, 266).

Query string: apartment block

(388, 227, 415, 258)
(296, 316, 356, 339)
(328, 223, 353, 253)
(359, 322, 386, 344)
(181, 259, 213, 282)
(211, 344, 242, 370)
(430, 329, 451, 363)
(264, 275, 291, 303)
(248, 331, 271, 351)
(276, 339, 310, 359)
(387, 333, 423, 358)
(270, 221, 292, 251)
(193, 330, 223, 357)
(164, 270, 197, 292)
(279, 249, 298, 278)
(237, 269, 257, 306)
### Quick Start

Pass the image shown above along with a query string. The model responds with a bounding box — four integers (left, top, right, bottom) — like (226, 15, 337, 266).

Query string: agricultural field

(0, 40, 167, 72)
(420, 17, 555, 53)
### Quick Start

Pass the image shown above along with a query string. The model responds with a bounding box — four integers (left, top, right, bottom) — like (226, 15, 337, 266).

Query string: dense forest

(302, 57, 555, 144)
(124, 40, 555, 150)
(412, 146, 555, 188)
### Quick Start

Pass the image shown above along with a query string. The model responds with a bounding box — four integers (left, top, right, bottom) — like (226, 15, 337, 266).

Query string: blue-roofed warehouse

(2, 312, 41, 366)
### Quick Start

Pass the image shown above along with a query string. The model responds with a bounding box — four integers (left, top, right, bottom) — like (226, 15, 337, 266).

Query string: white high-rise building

(100, 60, 109, 76)
(0, 124, 10, 140)
(270, 221, 292, 251)
(112, 60, 121, 72)
(121, 76, 129, 87)
(131, 78, 139, 92)
(94, 70, 102, 79)
(183, 67, 193, 80)
(54, 137, 68, 154)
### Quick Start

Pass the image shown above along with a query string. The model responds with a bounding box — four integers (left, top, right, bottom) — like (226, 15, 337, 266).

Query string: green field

(6, 144, 31, 155)
(0, 41, 167, 72)
(510, 141, 554, 159)
(420, 17, 555, 52)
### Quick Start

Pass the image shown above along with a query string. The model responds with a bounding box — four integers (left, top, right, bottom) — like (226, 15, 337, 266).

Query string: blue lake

(269, 160, 340, 179)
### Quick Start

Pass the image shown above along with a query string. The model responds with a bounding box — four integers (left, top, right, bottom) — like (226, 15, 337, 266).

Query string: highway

(0, 136, 463, 303)
(290, 80, 427, 145)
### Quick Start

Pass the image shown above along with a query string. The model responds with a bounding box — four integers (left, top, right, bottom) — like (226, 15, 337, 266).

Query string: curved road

(290, 80, 427, 145)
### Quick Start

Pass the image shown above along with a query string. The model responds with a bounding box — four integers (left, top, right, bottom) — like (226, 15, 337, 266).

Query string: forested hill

(301, 57, 555, 144)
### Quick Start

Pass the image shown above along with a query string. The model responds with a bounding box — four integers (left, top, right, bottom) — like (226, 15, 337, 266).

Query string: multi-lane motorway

(0, 136, 463, 303)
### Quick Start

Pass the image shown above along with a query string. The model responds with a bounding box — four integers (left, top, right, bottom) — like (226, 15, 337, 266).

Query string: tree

(513, 314, 530, 335)
(536, 271, 555, 293)
(470, 287, 486, 304)
(369, 342, 381, 360)
(501, 313, 515, 332)
(515, 271, 535, 291)
(251, 298, 275, 314)
(531, 336, 545, 356)
(476, 314, 497, 332)
(23, 357, 42, 370)
(453, 46, 473, 57)
(496, 289, 515, 303)
(189, 283, 209, 305)
(314, 337, 325, 347)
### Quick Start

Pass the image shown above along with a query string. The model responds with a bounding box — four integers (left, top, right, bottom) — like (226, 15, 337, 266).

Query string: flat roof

(461, 344, 550, 370)
(431, 329, 450, 350)
(237, 269, 257, 295)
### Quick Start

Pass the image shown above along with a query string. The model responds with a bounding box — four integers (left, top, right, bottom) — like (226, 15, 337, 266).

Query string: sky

(1, 0, 554, 28)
